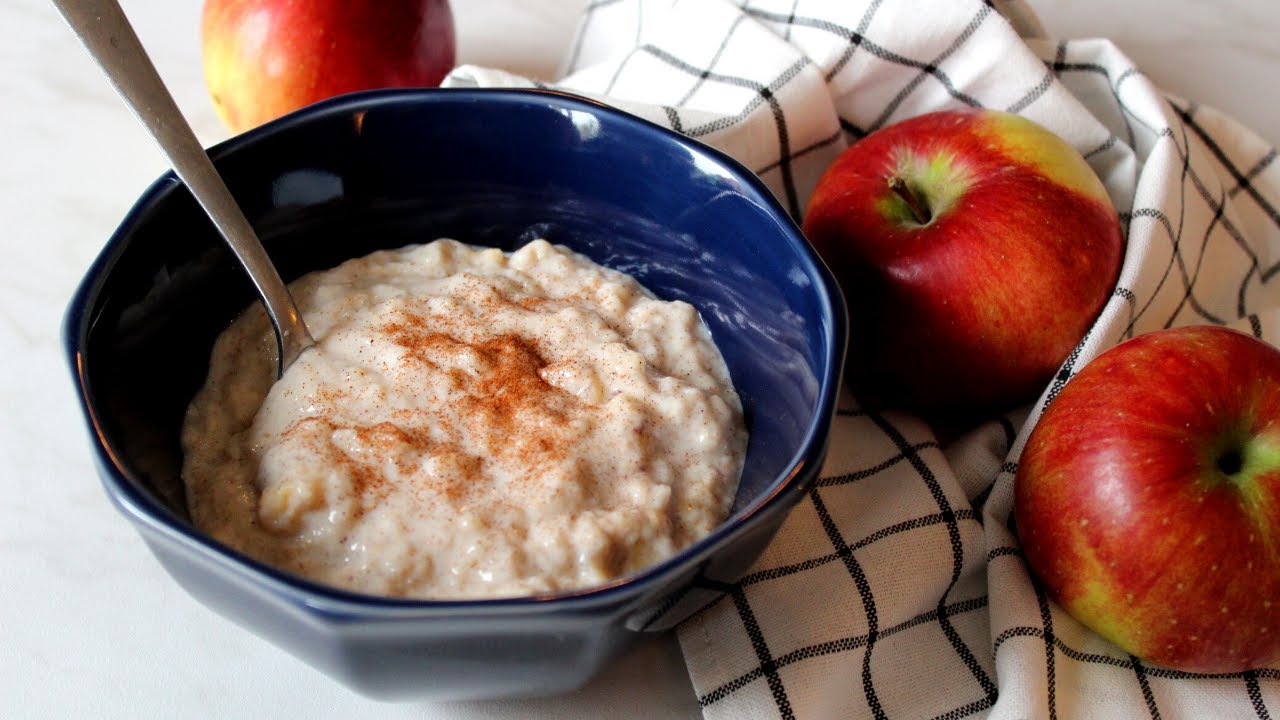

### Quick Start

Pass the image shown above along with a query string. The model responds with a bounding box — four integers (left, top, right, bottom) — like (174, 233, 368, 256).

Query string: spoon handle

(51, 0, 314, 375)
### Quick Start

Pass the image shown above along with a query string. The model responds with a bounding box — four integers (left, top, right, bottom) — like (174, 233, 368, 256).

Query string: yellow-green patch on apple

(974, 111, 1112, 204)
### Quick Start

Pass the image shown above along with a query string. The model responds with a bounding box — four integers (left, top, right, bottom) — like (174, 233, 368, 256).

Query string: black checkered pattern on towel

(444, 0, 1280, 716)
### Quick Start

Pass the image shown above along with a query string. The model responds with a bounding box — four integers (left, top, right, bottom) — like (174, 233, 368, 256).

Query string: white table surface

(3, 1, 1277, 718)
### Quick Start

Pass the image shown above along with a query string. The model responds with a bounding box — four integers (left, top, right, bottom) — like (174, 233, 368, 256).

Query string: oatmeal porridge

(181, 238, 746, 599)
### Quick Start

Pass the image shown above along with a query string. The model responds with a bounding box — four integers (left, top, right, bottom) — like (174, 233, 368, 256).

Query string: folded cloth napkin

(445, 1, 1280, 717)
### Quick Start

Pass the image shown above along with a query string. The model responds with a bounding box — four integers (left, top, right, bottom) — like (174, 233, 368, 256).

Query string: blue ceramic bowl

(63, 88, 846, 701)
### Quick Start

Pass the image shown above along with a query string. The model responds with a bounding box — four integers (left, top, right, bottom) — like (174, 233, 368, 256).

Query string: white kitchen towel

(444, 1, 1280, 717)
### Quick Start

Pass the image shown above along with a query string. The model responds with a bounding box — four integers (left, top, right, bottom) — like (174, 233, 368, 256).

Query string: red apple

(1015, 325, 1280, 672)
(202, 0, 456, 134)
(802, 109, 1124, 422)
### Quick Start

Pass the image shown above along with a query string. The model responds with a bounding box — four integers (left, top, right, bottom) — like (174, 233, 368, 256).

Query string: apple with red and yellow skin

(1015, 325, 1280, 673)
(202, 0, 456, 134)
(802, 109, 1124, 422)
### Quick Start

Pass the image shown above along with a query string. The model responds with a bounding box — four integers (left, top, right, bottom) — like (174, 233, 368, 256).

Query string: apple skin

(1015, 325, 1280, 673)
(802, 109, 1124, 422)
(202, 0, 456, 133)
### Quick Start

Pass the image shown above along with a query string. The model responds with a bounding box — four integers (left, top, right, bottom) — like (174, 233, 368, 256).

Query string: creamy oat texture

(181, 239, 746, 599)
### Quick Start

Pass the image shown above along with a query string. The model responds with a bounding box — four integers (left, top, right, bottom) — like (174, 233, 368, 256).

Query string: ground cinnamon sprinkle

(381, 310, 587, 483)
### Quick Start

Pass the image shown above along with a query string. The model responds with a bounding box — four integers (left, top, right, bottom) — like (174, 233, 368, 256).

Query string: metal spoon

(52, 0, 314, 376)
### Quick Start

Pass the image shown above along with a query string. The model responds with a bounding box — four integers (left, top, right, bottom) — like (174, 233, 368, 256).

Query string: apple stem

(888, 176, 932, 225)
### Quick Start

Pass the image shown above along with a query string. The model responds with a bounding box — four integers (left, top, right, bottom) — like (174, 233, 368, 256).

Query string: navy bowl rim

(63, 86, 849, 615)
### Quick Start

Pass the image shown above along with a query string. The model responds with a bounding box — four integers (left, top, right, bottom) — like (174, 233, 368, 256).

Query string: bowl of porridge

(64, 88, 846, 700)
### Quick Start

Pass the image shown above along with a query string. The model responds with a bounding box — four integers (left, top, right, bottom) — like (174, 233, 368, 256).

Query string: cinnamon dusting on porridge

(180, 239, 746, 599)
